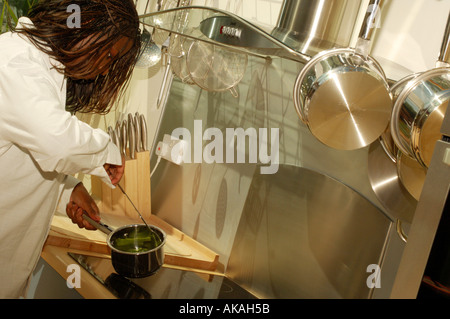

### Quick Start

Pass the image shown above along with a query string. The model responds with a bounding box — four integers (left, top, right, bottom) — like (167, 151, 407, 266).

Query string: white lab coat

(0, 17, 121, 298)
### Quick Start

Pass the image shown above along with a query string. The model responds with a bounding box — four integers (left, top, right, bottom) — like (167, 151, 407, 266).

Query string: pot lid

(306, 68, 392, 151)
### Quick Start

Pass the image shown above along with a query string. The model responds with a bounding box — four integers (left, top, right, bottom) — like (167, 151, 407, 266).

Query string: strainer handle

(229, 86, 239, 98)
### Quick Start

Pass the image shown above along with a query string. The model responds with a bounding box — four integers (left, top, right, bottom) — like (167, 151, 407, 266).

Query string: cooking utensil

(293, 0, 392, 151)
(108, 126, 115, 143)
(114, 126, 122, 155)
(390, 14, 450, 168)
(134, 113, 142, 153)
(271, 0, 362, 57)
(128, 114, 136, 159)
(121, 119, 128, 157)
(186, 40, 248, 98)
(151, 0, 184, 45)
(375, 73, 427, 203)
(83, 214, 165, 278)
(391, 71, 449, 168)
(113, 121, 122, 155)
(156, 1, 192, 106)
(108, 125, 121, 150)
(157, 41, 173, 108)
(396, 150, 427, 201)
(139, 114, 148, 151)
(136, 28, 162, 69)
(118, 183, 154, 235)
(169, 34, 195, 85)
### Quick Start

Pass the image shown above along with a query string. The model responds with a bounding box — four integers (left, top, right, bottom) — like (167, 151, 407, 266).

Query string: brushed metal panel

(226, 165, 392, 299)
(391, 140, 450, 298)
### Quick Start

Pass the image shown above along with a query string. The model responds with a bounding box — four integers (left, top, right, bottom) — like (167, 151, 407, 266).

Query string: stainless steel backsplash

(149, 55, 406, 298)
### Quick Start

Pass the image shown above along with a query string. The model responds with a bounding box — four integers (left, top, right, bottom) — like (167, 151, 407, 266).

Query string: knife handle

(121, 120, 128, 157)
(108, 126, 114, 139)
(134, 112, 142, 153)
(139, 114, 148, 151)
(128, 116, 136, 159)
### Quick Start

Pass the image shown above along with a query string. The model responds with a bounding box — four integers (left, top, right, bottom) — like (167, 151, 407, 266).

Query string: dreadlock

(15, 0, 141, 114)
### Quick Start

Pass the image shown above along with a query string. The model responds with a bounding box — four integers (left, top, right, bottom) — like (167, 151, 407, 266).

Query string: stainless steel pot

(272, 0, 362, 57)
(371, 74, 427, 206)
(396, 150, 427, 201)
(293, 0, 392, 150)
(391, 69, 450, 168)
(83, 215, 166, 278)
(390, 14, 450, 168)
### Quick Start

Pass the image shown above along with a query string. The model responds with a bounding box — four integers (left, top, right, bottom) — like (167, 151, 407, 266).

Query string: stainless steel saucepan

(83, 215, 166, 278)
(293, 0, 392, 151)
(390, 13, 450, 169)
(368, 74, 424, 224)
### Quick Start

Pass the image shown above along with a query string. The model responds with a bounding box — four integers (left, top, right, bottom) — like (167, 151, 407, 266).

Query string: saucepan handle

(437, 12, 450, 67)
(82, 214, 114, 235)
(396, 219, 408, 243)
(356, 0, 384, 57)
(358, 0, 384, 41)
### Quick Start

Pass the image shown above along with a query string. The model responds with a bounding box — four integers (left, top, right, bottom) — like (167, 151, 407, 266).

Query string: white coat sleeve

(55, 175, 82, 214)
(0, 56, 121, 187)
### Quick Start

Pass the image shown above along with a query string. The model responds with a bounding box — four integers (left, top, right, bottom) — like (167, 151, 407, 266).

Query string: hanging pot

(391, 69, 450, 169)
(390, 13, 450, 168)
(368, 73, 422, 222)
(272, 0, 362, 57)
(396, 150, 427, 201)
(293, 0, 392, 151)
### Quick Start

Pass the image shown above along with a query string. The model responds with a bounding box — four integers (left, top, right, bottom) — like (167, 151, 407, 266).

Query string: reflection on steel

(391, 69, 450, 168)
(272, 0, 362, 56)
(368, 140, 417, 223)
(226, 165, 392, 299)
(294, 48, 393, 150)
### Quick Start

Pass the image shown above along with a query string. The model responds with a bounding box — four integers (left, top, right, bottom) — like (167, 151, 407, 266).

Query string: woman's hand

(66, 182, 100, 230)
(104, 154, 125, 185)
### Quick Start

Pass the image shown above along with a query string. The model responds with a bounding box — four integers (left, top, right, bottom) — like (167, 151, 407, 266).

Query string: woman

(0, 0, 141, 297)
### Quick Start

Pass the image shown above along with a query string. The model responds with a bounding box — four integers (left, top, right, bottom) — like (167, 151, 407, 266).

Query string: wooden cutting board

(46, 213, 219, 271)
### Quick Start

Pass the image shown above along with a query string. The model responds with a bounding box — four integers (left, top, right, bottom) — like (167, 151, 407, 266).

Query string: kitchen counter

(40, 209, 257, 299)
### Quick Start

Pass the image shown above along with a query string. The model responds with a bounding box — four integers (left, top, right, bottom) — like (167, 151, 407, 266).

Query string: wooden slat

(136, 151, 151, 219)
(45, 213, 219, 271)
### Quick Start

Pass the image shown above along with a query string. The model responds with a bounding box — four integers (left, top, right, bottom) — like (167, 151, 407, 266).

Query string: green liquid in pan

(111, 227, 162, 253)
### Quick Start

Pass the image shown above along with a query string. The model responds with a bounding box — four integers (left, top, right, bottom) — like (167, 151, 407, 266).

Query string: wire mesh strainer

(152, 0, 192, 45)
(186, 41, 248, 97)
(168, 35, 195, 85)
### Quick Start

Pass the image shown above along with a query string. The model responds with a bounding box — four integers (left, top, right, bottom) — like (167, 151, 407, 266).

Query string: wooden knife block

(92, 150, 151, 220)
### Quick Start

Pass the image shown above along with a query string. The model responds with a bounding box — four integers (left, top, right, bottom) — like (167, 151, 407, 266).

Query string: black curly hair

(15, 0, 141, 114)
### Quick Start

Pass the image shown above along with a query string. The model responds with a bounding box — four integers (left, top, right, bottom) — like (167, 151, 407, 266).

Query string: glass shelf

(139, 6, 310, 63)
